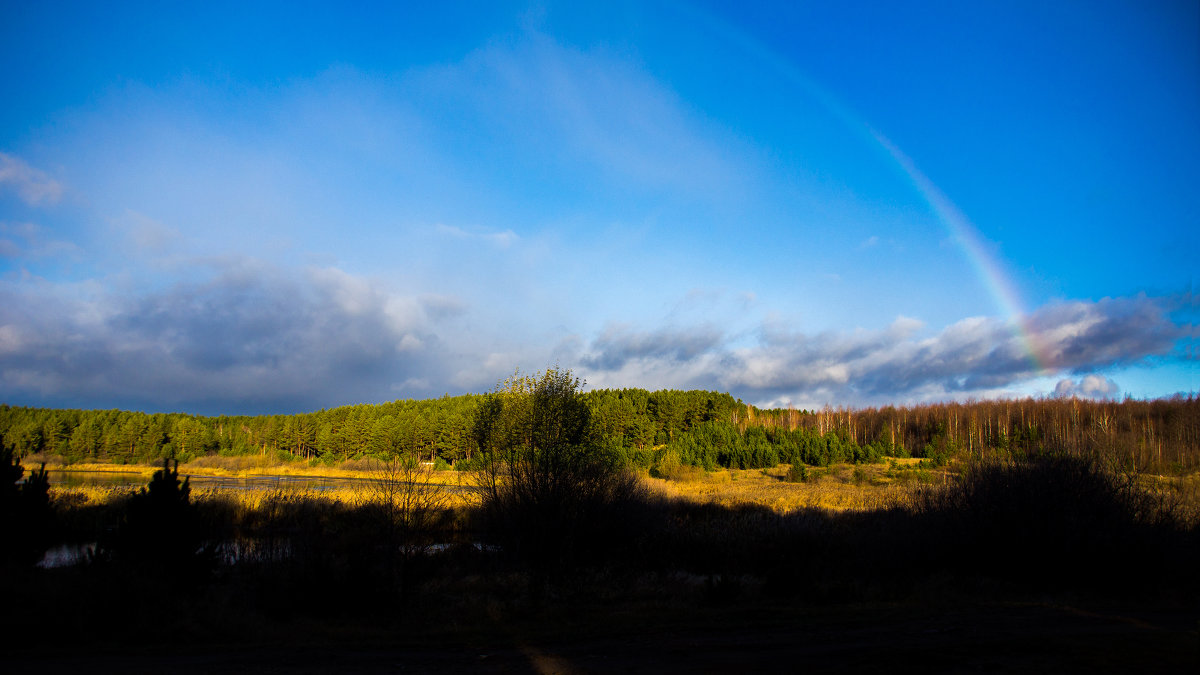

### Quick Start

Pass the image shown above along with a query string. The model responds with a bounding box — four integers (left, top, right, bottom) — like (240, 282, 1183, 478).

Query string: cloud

(1053, 375, 1120, 399)
(575, 295, 1185, 407)
(117, 210, 183, 253)
(0, 222, 82, 261)
(1030, 296, 1184, 372)
(0, 261, 464, 414)
(735, 296, 1181, 404)
(0, 249, 1185, 417)
(0, 153, 64, 205)
(434, 223, 518, 248)
(582, 323, 725, 371)
(417, 34, 751, 203)
(420, 293, 467, 320)
(7, 34, 764, 357)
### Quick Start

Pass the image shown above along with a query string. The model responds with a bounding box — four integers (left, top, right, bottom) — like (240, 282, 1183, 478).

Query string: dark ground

(10, 598, 1197, 673)
(7, 457, 1199, 673)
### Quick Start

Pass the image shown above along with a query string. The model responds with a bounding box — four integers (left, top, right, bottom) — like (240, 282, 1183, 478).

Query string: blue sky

(1, 0, 1196, 415)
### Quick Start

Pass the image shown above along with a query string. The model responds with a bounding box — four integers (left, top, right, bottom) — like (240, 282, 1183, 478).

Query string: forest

(2, 388, 1197, 475)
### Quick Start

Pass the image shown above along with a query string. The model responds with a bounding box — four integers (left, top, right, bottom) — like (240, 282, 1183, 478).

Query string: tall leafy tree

(472, 368, 642, 581)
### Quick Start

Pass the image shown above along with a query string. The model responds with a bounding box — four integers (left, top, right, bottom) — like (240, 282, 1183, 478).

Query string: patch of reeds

(24, 460, 156, 477)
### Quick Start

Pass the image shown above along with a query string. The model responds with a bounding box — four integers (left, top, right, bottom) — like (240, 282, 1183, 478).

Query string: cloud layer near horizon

(576, 294, 1189, 409)
(0, 251, 1187, 414)
(0, 260, 458, 413)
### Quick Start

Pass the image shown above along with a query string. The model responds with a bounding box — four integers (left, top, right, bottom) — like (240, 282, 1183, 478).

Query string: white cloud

(0, 222, 82, 261)
(419, 293, 467, 320)
(0, 324, 23, 354)
(888, 315, 925, 337)
(393, 377, 429, 392)
(434, 223, 519, 248)
(0, 153, 64, 205)
(1053, 375, 1120, 399)
(117, 210, 183, 253)
(416, 33, 753, 202)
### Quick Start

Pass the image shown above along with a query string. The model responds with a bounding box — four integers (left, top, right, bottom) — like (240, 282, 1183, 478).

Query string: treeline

(0, 389, 743, 468)
(742, 395, 1200, 473)
(660, 394, 1200, 473)
(2, 391, 1197, 474)
(0, 397, 482, 466)
(663, 422, 901, 471)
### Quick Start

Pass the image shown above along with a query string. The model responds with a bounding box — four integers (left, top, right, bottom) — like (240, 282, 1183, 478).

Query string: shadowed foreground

(10, 601, 1196, 673)
(4, 455, 1198, 673)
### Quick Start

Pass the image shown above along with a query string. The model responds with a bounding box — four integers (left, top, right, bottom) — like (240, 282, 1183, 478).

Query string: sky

(1, 0, 1196, 415)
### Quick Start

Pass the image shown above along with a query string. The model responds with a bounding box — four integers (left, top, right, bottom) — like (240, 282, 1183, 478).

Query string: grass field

(23, 454, 467, 483)
(29, 456, 937, 512)
(29, 454, 1200, 522)
(646, 458, 949, 512)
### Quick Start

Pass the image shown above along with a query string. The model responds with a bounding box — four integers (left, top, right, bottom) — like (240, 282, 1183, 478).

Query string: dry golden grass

(23, 461, 157, 478)
(48, 484, 138, 507)
(41, 457, 939, 514)
(50, 477, 478, 511)
(644, 460, 1200, 520)
(1136, 471, 1200, 524)
(644, 459, 948, 513)
(40, 456, 1200, 522)
(181, 456, 472, 487)
(234, 481, 477, 510)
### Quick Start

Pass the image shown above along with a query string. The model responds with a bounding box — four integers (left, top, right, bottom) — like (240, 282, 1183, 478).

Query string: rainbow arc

(686, 5, 1050, 375)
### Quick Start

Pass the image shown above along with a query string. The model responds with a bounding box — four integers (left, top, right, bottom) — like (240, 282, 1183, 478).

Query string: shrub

(472, 368, 648, 577)
(1, 444, 53, 567)
(651, 447, 682, 479)
(915, 456, 1196, 591)
(104, 459, 213, 575)
(851, 466, 867, 485)
(786, 463, 808, 483)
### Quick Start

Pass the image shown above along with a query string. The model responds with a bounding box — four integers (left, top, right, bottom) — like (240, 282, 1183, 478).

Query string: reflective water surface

(46, 468, 454, 492)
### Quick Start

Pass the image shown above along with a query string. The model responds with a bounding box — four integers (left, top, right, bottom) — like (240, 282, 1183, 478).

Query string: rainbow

(865, 128, 1049, 374)
(682, 5, 1050, 374)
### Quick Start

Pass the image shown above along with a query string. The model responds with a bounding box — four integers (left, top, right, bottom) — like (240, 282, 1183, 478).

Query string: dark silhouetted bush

(104, 459, 212, 575)
(911, 456, 1197, 593)
(1, 443, 53, 567)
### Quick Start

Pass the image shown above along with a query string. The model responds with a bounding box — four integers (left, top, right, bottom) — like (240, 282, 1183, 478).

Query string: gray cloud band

(580, 295, 1185, 403)
(0, 263, 450, 414)
(0, 262, 1186, 413)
